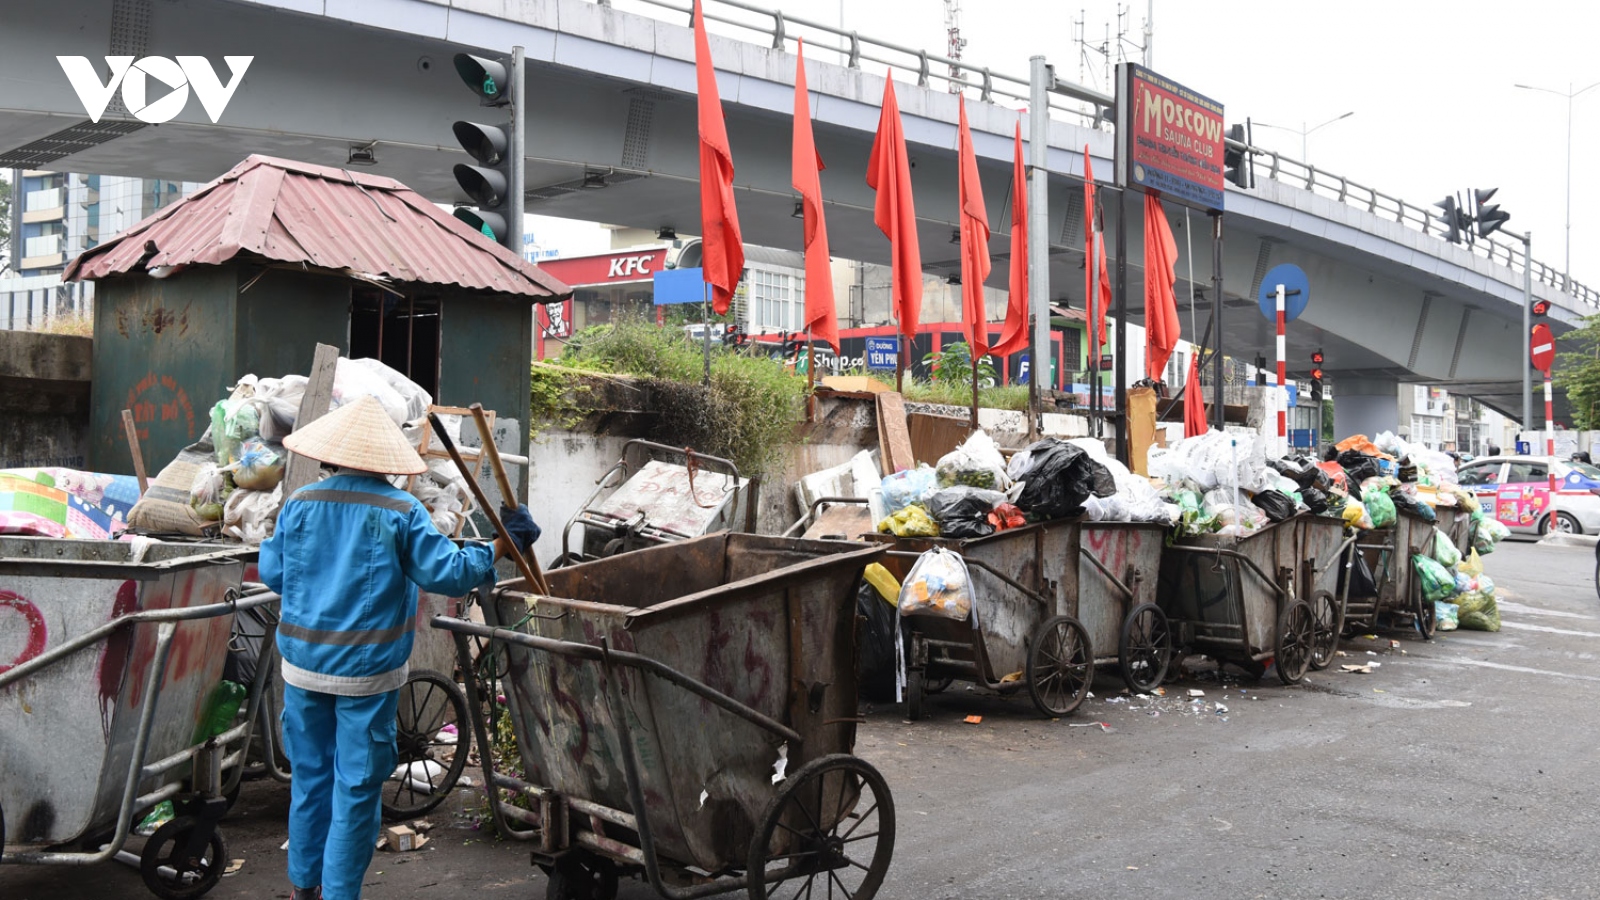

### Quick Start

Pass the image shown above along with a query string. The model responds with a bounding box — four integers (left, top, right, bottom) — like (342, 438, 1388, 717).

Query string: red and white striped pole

(1276, 283, 1288, 456)
(1546, 370, 1558, 521)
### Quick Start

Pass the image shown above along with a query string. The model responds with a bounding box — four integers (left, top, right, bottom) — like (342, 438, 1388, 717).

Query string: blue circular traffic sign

(1258, 264, 1310, 323)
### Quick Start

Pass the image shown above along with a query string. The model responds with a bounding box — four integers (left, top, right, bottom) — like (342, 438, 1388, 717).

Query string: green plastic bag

(1432, 528, 1462, 568)
(1363, 488, 1397, 528)
(1413, 554, 1458, 603)
(1456, 589, 1501, 632)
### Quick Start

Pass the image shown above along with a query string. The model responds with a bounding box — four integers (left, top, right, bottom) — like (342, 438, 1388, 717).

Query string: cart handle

(1314, 533, 1362, 578)
(1077, 548, 1135, 602)
(430, 616, 804, 745)
(1163, 546, 1288, 601)
(623, 438, 743, 484)
(782, 496, 870, 538)
(881, 549, 1053, 608)
(0, 587, 279, 689)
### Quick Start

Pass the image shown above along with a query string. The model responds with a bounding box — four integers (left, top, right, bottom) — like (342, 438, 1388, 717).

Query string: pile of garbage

(1415, 537, 1501, 632)
(124, 357, 476, 544)
(1148, 431, 1329, 537)
(873, 430, 1172, 539)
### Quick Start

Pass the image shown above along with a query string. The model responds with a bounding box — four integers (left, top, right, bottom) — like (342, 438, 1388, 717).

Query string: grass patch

(34, 312, 93, 338)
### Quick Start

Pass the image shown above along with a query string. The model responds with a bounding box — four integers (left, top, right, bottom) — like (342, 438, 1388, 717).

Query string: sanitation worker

(260, 395, 539, 900)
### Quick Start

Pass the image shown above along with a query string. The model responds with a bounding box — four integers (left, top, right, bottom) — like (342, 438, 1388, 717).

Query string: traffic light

(1532, 298, 1551, 317)
(1472, 187, 1510, 238)
(1223, 123, 1251, 189)
(724, 323, 746, 347)
(1309, 349, 1324, 403)
(451, 49, 524, 252)
(1435, 195, 1463, 244)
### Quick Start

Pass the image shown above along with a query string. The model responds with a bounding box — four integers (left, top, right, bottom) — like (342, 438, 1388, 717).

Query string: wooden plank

(120, 409, 149, 494)
(279, 342, 340, 503)
(801, 505, 874, 541)
(906, 412, 973, 468)
(875, 392, 916, 474)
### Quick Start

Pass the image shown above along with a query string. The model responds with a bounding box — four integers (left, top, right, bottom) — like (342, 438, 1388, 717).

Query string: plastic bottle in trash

(191, 680, 248, 743)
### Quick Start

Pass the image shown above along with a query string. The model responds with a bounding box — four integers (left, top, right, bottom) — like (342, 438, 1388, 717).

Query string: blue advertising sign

(652, 268, 707, 305)
(865, 336, 899, 371)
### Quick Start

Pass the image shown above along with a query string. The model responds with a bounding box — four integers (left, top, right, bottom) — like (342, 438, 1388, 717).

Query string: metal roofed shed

(63, 154, 571, 472)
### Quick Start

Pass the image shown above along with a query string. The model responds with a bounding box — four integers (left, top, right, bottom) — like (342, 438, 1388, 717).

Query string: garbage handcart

(1341, 506, 1441, 639)
(0, 537, 272, 899)
(432, 532, 896, 900)
(557, 440, 750, 567)
(868, 519, 1166, 720)
(1157, 513, 1354, 685)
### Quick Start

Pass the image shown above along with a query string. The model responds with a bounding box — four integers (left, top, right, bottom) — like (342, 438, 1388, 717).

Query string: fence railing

(604, 0, 1592, 312)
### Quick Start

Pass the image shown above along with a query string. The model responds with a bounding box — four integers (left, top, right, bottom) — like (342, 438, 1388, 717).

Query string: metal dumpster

(1342, 506, 1441, 638)
(0, 537, 271, 898)
(870, 519, 1166, 719)
(433, 532, 895, 900)
(1158, 514, 1352, 684)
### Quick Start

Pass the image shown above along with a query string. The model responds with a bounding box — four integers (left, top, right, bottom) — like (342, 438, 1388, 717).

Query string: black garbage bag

(1397, 456, 1419, 483)
(925, 486, 1007, 540)
(1389, 488, 1437, 523)
(1301, 486, 1330, 514)
(856, 579, 900, 702)
(1338, 544, 1379, 599)
(1269, 457, 1323, 491)
(1338, 450, 1382, 483)
(1015, 439, 1117, 520)
(1252, 489, 1298, 522)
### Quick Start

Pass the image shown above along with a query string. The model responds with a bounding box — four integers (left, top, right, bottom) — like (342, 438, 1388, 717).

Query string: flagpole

(806, 330, 817, 422)
(896, 336, 906, 392)
(970, 353, 980, 430)
(1090, 218, 1103, 438)
(1114, 187, 1129, 465)
(702, 282, 712, 388)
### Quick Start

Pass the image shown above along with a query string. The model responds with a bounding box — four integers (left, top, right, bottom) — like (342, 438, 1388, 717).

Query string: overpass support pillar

(1332, 377, 1400, 444)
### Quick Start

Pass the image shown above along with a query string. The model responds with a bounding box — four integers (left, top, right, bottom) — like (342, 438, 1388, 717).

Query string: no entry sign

(1531, 323, 1555, 375)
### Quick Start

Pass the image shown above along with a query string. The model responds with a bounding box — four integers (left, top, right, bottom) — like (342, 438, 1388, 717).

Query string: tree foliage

(1553, 313, 1600, 430)
(0, 176, 11, 271)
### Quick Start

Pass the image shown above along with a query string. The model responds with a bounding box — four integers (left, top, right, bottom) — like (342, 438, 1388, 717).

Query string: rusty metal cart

(556, 440, 751, 567)
(433, 533, 894, 900)
(245, 585, 476, 820)
(868, 519, 1164, 719)
(0, 537, 272, 899)
(1341, 506, 1442, 639)
(1158, 514, 1354, 685)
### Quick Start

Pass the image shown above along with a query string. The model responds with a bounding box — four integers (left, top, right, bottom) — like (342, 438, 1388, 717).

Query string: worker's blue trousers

(282, 684, 399, 900)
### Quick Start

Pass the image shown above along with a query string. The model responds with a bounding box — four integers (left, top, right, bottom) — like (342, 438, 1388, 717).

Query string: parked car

(1457, 454, 1600, 535)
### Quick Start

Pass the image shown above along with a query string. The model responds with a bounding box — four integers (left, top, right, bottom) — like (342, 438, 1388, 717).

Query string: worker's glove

(500, 504, 541, 555)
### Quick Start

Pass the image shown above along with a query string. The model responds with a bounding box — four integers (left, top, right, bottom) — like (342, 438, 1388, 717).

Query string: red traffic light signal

(1310, 349, 1324, 365)
(1531, 299, 1551, 317)
(1310, 367, 1324, 381)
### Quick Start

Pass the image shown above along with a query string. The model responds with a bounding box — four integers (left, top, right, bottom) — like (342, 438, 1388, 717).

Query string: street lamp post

(1254, 111, 1355, 161)
(1514, 80, 1600, 290)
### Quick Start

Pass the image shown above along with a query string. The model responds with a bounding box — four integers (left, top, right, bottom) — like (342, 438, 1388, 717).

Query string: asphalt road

(4, 538, 1596, 900)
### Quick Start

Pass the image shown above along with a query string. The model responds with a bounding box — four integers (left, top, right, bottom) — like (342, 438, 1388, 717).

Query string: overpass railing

(604, 0, 1595, 312)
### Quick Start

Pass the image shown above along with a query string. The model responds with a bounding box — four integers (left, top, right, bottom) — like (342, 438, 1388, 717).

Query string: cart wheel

(545, 855, 619, 900)
(1025, 616, 1093, 718)
(139, 816, 227, 900)
(747, 754, 895, 900)
(1308, 590, 1342, 671)
(382, 669, 471, 821)
(1274, 599, 1315, 686)
(1118, 603, 1172, 693)
(924, 675, 955, 694)
(1411, 567, 1437, 640)
(905, 668, 925, 721)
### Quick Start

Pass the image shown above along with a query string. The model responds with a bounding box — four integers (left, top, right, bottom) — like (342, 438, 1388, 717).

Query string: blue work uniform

(260, 473, 496, 900)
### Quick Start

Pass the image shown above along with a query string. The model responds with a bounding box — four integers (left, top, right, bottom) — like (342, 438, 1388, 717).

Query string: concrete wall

(0, 331, 93, 469)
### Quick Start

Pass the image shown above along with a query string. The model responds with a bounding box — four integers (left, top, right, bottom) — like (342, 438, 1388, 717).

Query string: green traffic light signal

(454, 54, 509, 104)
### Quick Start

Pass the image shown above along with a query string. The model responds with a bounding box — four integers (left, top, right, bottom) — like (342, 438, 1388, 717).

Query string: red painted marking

(97, 580, 140, 733)
(0, 590, 48, 675)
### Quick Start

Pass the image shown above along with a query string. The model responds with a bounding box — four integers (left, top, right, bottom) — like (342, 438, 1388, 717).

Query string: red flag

(956, 96, 991, 356)
(792, 40, 837, 352)
(867, 74, 922, 338)
(991, 121, 1029, 358)
(695, 0, 744, 315)
(1144, 192, 1180, 381)
(1184, 353, 1207, 437)
(1082, 145, 1111, 352)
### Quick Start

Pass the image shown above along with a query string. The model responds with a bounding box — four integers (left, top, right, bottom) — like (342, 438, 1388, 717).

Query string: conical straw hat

(283, 395, 427, 475)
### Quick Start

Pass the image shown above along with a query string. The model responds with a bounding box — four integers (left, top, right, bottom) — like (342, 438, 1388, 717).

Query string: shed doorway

(349, 288, 440, 398)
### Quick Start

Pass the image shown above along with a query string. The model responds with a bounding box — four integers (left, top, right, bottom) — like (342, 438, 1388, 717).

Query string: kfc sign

(540, 249, 669, 287)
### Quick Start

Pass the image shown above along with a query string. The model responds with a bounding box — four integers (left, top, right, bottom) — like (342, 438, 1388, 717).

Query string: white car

(1456, 454, 1600, 535)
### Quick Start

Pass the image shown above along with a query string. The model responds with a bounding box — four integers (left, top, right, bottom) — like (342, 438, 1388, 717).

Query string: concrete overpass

(0, 0, 1590, 431)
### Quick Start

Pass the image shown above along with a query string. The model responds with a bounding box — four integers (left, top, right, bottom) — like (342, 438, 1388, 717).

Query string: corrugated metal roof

(63, 154, 571, 300)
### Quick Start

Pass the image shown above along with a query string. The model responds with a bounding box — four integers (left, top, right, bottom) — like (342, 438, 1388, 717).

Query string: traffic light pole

(1522, 230, 1533, 431)
(1210, 212, 1225, 432)
(506, 46, 525, 255)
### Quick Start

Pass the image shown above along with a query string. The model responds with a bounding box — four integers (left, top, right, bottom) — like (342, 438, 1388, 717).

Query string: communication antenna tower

(944, 0, 967, 93)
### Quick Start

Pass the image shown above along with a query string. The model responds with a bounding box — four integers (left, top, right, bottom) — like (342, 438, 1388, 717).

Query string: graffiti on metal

(0, 590, 48, 675)
(125, 371, 198, 444)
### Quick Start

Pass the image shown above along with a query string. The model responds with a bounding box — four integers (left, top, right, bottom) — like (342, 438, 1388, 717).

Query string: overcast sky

(542, 0, 1598, 287)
